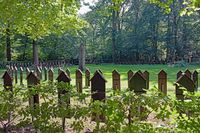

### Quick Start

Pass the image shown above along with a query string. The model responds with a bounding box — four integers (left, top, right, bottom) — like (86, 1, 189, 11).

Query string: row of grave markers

(2, 68, 199, 123)
(3, 67, 199, 101)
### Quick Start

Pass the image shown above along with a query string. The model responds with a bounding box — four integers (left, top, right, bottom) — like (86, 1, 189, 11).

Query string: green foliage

(0, 82, 200, 132)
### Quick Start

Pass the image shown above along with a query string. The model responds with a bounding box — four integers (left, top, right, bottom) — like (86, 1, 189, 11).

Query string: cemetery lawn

(0, 64, 199, 96)
(67, 64, 200, 95)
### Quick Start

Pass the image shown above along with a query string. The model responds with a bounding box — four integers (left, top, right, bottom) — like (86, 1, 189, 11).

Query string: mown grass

(0, 64, 199, 96)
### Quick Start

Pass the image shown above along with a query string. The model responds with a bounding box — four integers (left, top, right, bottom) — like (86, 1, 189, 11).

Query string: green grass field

(0, 64, 199, 96)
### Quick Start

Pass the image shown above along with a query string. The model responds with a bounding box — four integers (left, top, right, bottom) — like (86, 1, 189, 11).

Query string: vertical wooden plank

(76, 69, 83, 93)
(48, 68, 54, 82)
(143, 71, 149, 89)
(158, 70, 167, 94)
(14, 66, 18, 84)
(192, 70, 198, 90)
(85, 68, 90, 87)
(2, 71, 13, 91)
(127, 70, 134, 88)
(112, 70, 121, 91)
(20, 67, 23, 85)
(44, 67, 48, 81)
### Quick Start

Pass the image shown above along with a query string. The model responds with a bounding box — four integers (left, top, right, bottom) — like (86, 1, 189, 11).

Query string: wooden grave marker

(48, 68, 54, 82)
(175, 74, 196, 100)
(14, 66, 18, 84)
(127, 70, 134, 88)
(158, 70, 167, 94)
(20, 67, 24, 85)
(85, 68, 90, 87)
(76, 69, 83, 93)
(112, 70, 121, 91)
(192, 70, 198, 90)
(143, 71, 149, 89)
(44, 67, 48, 81)
(27, 72, 40, 108)
(185, 69, 192, 78)
(2, 71, 13, 91)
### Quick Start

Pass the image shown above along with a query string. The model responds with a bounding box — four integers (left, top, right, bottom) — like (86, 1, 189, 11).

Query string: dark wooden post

(192, 70, 198, 90)
(91, 70, 107, 121)
(129, 72, 147, 121)
(85, 68, 90, 87)
(20, 67, 23, 85)
(76, 69, 83, 93)
(127, 70, 134, 88)
(185, 69, 191, 78)
(2, 71, 13, 91)
(48, 68, 54, 82)
(14, 66, 18, 84)
(112, 70, 121, 91)
(44, 67, 47, 81)
(175, 74, 196, 100)
(27, 72, 40, 108)
(56, 70, 71, 130)
(143, 71, 149, 89)
(158, 70, 167, 94)
(91, 70, 107, 101)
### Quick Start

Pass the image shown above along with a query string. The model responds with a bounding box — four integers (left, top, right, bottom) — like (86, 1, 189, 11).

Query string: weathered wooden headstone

(112, 70, 121, 91)
(44, 67, 48, 81)
(91, 70, 107, 101)
(76, 69, 83, 93)
(192, 70, 198, 90)
(129, 72, 147, 93)
(66, 68, 70, 78)
(185, 69, 192, 78)
(158, 70, 167, 94)
(27, 72, 40, 107)
(2, 71, 13, 91)
(20, 67, 24, 85)
(175, 74, 196, 100)
(14, 66, 18, 84)
(127, 70, 134, 88)
(56, 70, 71, 104)
(143, 71, 149, 89)
(91, 70, 107, 121)
(48, 68, 54, 82)
(85, 68, 90, 87)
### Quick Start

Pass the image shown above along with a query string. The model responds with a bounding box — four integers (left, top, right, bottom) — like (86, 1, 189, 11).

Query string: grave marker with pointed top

(91, 70, 107, 101)
(20, 67, 23, 85)
(177, 71, 183, 79)
(76, 69, 83, 93)
(112, 70, 121, 91)
(158, 70, 167, 94)
(2, 71, 13, 91)
(127, 70, 134, 88)
(192, 70, 198, 90)
(175, 74, 196, 100)
(143, 71, 149, 89)
(27, 72, 40, 107)
(185, 69, 192, 78)
(48, 68, 54, 82)
(85, 68, 90, 87)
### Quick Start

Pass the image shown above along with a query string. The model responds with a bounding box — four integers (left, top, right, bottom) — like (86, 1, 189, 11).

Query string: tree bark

(79, 43, 85, 71)
(6, 27, 11, 61)
(112, 3, 117, 64)
(33, 40, 39, 68)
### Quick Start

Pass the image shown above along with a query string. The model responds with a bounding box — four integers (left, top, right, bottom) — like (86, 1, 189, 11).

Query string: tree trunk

(6, 27, 11, 61)
(79, 43, 85, 71)
(33, 40, 39, 68)
(112, 3, 117, 64)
